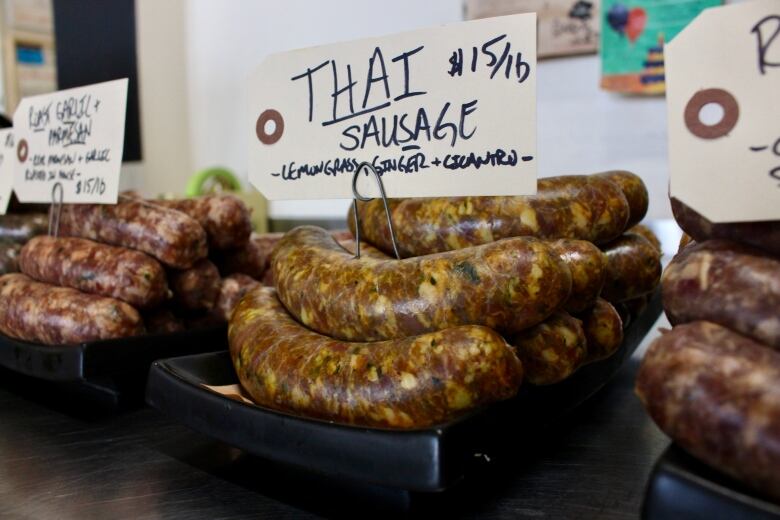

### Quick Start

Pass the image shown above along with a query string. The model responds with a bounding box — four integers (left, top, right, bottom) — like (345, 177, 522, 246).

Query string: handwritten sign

(0, 130, 13, 214)
(248, 14, 537, 200)
(667, 0, 780, 223)
(12, 79, 128, 204)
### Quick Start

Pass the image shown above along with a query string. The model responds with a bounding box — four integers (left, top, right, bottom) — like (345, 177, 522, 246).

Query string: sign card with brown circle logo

(248, 14, 537, 200)
(667, 0, 780, 223)
(12, 79, 128, 204)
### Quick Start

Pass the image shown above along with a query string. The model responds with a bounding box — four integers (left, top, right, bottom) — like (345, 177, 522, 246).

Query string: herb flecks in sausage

(272, 226, 571, 342)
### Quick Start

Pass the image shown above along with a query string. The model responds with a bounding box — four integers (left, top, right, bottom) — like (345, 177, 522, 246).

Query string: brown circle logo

(17, 138, 28, 163)
(256, 109, 284, 145)
(684, 88, 739, 140)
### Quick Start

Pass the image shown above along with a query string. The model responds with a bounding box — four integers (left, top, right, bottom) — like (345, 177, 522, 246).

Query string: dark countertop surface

(0, 316, 671, 520)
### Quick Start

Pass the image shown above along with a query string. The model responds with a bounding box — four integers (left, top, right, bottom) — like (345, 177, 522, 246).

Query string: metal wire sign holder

(350, 162, 401, 260)
(48, 182, 64, 237)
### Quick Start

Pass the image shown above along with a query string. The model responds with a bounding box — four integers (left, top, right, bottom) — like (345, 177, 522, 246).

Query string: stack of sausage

(0, 194, 256, 345)
(229, 171, 662, 430)
(636, 199, 780, 501)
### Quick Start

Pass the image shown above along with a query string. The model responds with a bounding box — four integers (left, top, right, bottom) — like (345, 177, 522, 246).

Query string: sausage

(595, 171, 649, 228)
(144, 307, 185, 334)
(19, 236, 168, 308)
(576, 298, 624, 363)
(0, 213, 48, 243)
(229, 286, 523, 429)
(214, 232, 284, 279)
(627, 224, 661, 253)
(662, 240, 780, 350)
(273, 226, 572, 341)
(57, 201, 208, 269)
(169, 259, 221, 311)
(0, 273, 144, 344)
(601, 234, 661, 303)
(261, 267, 274, 287)
(636, 321, 780, 501)
(336, 238, 393, 260)
(349, 174, 630, 257)
(0, 241, 21, 275)
(678, 232, 694, 252)
(508, 311, 587, 385)
(549, 239, 608, 314)
(215, 273, 261, 321)
(671, 197, 780, 257)
(330, 229, 354, 242)
(152, 195, 252, 250)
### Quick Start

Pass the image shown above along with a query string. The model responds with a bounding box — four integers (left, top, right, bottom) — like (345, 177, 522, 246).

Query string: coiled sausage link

(348, 174, 630, 257)
(0, 273, 144, 345)
(636, 321, 780, 501)
(230, 286, 523, 429)
(662, 240, 780, 349)
(272, 226, 571, 341)
(57, 201, 208, 269)
(19, 236, 168, 308)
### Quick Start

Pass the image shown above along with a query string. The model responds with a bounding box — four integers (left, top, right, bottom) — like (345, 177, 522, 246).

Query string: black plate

(0, 325, 227, 383)
(642, 444, 780, 520)
(146, 291, 662, 492)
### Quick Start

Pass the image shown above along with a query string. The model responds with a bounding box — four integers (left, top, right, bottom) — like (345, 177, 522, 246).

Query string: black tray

(643, 444, 780, 520)
(146, 291, 662, 492)
(0, 325, 227, 383)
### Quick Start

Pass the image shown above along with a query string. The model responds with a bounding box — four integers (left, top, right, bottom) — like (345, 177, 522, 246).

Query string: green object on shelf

(186, 168, 242, 197)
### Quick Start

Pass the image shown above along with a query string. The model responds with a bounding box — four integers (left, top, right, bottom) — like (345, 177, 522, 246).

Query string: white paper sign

(249, 14, 537, 200)
(0, 129, 14, 215)
(667, 0, 780, 223)
(12, 79, 128, 204)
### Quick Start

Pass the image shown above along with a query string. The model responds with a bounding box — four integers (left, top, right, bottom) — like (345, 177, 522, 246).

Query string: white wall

(121, 0, 192, 195)
(175, 1, 672, 219)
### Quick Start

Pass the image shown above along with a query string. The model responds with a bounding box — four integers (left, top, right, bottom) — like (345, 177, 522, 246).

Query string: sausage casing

(19, 236, 168, 308)
(169, 259, 221, 311)
(662, 240, 780, 349)
(349, 174, 630, 257)
(595, 171, 649, 228)
(154, 195, 252, 250)
(636, 321, 780, 501)
(509, 311, 587, 385)
(671, 197, 780, 257)
(57, 201, 208, 269)
(549, 239, 607, 313)
(273, 226, 572, 341)
(229, 286, 523, 429)
(577, 298, 624, 363)
(601, 234, 661, 303)
(0, 273, 144, 344)
(215, 273, 261, 321)
(214, 232, 284, 279)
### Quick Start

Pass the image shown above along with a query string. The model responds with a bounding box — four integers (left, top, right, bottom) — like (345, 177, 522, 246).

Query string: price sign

(248, 14, 537, 200)
(0, 129, 13, 214)
(12, 79, 128, 204)
(667, 0, 780, 223)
